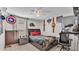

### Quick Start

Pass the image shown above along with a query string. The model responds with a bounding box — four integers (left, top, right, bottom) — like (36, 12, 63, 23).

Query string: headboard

(28, 29, 41, 36)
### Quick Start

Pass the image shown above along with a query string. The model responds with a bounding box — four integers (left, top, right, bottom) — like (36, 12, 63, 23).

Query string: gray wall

(57, 16, 77, 26)
(77, 16, 79, 24)
(62, 16, 77, 26)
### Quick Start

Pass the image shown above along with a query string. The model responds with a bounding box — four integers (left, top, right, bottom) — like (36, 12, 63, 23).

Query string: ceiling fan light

(36, 9, 43, 17)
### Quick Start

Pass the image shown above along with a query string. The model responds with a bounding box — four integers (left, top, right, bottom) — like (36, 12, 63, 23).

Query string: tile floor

(3, 43, 62, 51)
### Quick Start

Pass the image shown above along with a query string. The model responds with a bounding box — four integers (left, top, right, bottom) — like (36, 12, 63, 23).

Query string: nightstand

(18, 38, 28, 45)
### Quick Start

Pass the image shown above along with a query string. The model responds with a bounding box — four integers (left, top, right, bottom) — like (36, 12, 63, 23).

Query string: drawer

(18, 38, 28, 45)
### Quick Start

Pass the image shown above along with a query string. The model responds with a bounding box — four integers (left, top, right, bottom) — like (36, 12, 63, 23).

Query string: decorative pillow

(30, 32, 41, 36)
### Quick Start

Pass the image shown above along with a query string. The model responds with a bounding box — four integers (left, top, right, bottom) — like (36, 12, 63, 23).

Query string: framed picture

(47, 18, 51, 23)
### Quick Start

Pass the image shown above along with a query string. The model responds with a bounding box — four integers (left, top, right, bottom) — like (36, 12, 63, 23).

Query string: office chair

(58, 24, 73, 51)
(59, 33, 72, 51)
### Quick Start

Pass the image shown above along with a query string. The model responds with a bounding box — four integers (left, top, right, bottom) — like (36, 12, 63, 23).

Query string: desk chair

(58, 24, 73, 51)
(59, 33, 72, 51)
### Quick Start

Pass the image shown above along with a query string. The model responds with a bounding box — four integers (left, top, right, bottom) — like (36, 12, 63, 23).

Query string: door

(5, 31, 17, 45)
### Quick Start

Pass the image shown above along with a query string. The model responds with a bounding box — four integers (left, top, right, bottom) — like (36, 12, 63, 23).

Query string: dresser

(18, 37, 28, 45)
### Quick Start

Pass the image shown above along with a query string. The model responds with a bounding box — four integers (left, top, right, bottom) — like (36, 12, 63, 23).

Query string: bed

(28, 29, 58, 51)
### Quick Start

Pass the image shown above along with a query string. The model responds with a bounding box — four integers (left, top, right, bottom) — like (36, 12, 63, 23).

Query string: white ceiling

(6, 7, 74, 20)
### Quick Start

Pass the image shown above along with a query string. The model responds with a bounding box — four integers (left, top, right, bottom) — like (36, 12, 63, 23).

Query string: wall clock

(6, 15, 16, 24)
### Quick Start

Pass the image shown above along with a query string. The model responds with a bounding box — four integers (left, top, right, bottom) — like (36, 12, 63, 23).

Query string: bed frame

(28, 29, 58, 51)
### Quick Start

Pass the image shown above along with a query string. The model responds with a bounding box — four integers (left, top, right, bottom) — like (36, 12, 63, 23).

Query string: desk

(60, 32, 79, 34)
(60, 31, 79, 51)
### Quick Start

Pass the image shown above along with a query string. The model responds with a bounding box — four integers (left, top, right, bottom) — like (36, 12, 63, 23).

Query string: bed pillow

(30, 32, 41, 36)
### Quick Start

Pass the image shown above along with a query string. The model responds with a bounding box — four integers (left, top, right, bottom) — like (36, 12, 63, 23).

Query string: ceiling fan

(31, 7, 44, 17)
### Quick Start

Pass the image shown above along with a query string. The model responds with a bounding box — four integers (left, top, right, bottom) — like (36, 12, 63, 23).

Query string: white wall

(0, 21, 5, 50)
(14, 16, 27, 38)
(0, 8, 5, 50)
(42, 20, 62, 37)
(0, 33, 5, 50)
(27, 19, 43, 33)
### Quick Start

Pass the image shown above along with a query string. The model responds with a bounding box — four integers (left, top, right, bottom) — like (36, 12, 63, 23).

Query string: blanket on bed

(29, 36, 45, 45)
